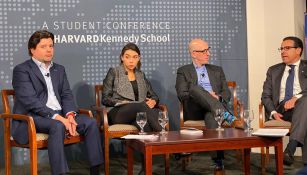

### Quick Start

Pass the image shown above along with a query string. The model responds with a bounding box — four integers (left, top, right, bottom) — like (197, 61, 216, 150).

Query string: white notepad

(180, 128, 203, 135)
(121, 134, 159, 141)
(252, 128, 289, 137)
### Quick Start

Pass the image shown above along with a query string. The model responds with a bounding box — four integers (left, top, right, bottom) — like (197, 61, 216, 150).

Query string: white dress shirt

(270, 59, 302, 118)
(279, 60, 302, 102)
(32, 58, 62, 119)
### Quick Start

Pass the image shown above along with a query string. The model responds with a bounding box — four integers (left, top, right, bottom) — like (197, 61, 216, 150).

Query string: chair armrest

(158, 104, 167, 112)
(236, 100, 244, 120)
(78, 108, 93, 118)
(1, 113, 33, 122)
(92, 106, 109, 131)
(179, 103, 184, 128)
(232, 100, 244, 129)
(1, 114, 37, 146)
(259, 103, 265, 128)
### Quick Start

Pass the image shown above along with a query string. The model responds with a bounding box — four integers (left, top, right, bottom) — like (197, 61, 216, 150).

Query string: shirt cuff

(295, 94, 303, 99)
(269, 110, 277, 120)
(65, 111, 77, 118)
(52, 113, 58, 119)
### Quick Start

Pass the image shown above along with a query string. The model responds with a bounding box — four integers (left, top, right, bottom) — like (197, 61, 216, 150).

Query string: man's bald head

(188, 38, 211, 66)
(189, 38, 208, 53)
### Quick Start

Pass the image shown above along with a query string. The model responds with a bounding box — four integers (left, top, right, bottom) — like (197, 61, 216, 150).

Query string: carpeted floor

(0, 150, 304, 175)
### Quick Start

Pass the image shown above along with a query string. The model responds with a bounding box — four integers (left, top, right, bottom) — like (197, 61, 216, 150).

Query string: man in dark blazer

(262, 36, 307, 166)
(175, 38, 237, 173)
(12, 30, 103, 175)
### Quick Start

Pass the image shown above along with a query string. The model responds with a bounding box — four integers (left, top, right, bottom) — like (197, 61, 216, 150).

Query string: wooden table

(126, 128, 283, 175)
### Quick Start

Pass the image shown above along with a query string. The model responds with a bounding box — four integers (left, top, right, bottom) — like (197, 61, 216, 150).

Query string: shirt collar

(289, 59, 300, 67)
(32, 57, 53, 69)
(193, 62, 206, 69)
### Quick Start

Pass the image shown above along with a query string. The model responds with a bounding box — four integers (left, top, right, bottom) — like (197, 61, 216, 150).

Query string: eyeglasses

(193, 47, 211, 54)
(278, 46, 297, 52)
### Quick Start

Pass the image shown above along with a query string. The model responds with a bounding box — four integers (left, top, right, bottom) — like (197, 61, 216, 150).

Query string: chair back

(94, 85, 103, 124)
(1, 89, 15, 143)
(95, 85, 103, 107)
(227, 81, 238, 116)
(2, 89, 15, 114)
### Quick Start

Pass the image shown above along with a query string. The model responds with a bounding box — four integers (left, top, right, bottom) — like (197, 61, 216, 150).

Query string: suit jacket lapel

(28, 60, 47, 88)
(116, 66, 135, 100)
(135, 70, 147, 101)
(187, 64, 198, 85)
(50, 65, 60, 98)
(274, 64, 285, 104)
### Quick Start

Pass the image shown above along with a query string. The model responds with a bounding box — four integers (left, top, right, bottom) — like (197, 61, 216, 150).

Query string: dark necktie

(284, 65, 295, 102)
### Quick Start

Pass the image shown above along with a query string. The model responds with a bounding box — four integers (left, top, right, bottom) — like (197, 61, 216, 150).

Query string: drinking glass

(215, 108, 225, 131)
(158, 111, 169, 134)
(243, 109, 254, 133)
(136, 112, 147, 134)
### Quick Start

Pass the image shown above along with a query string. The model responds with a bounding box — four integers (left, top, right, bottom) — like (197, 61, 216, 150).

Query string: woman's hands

(145, 98, 156, 108)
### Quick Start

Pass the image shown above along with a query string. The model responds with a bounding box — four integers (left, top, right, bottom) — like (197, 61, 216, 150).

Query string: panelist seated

(101, 43, 162, 132)
(175, 38, 241, 173)
(261, 36, 307, 166)
(12, 30, 103, 175)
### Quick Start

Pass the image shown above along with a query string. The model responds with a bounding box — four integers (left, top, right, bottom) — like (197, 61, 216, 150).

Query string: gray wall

(0, 0, 247, 168)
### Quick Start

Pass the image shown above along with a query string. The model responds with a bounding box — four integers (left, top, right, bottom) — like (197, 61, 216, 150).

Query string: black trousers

(108, 102, 162, 132)
(278, 96, 307, 164)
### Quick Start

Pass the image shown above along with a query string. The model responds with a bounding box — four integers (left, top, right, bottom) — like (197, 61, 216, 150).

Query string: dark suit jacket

(261, 60, 307, 120)
(101, 65, 159, 109)
(12, 59, 77, 144)
(176, 63, 231, 102)
(175, 63, 231, 119)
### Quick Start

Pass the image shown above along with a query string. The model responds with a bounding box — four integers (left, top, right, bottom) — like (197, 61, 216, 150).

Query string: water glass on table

(136, 112, 147, 135)
(243, 109, 254, 133)
(215, 108, 225, 131)
(158, 111, 168, 134)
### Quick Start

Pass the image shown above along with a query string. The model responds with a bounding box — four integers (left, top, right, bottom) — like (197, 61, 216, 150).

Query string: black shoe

(283, 149, 294, 166)
(90, 165, 100, 175)
(214, 159, 225, 175)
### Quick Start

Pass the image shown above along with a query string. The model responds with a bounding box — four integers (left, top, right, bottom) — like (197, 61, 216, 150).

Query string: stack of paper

(180, 128, 203, 135)
(121, 134, 159, 141)
(252, 128, 289, 137)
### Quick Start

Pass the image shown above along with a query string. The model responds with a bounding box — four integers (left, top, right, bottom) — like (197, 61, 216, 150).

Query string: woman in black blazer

(101, 43, 161, 132)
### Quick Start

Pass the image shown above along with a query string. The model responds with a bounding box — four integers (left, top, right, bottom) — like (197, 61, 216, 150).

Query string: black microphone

(45, 73, 50, 77)
(125, 71, 128, 75)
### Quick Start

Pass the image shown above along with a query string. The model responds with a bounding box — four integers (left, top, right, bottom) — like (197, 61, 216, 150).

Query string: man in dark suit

(175, 38, 239, 173)
(262, 36, 307, 166)
(12, 30, 103, 175)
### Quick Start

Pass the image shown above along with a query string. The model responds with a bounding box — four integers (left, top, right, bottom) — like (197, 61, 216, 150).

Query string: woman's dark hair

(120, 43, 141, 69)
(283, 36, 304, 56)
(28, 30, 54, 56)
